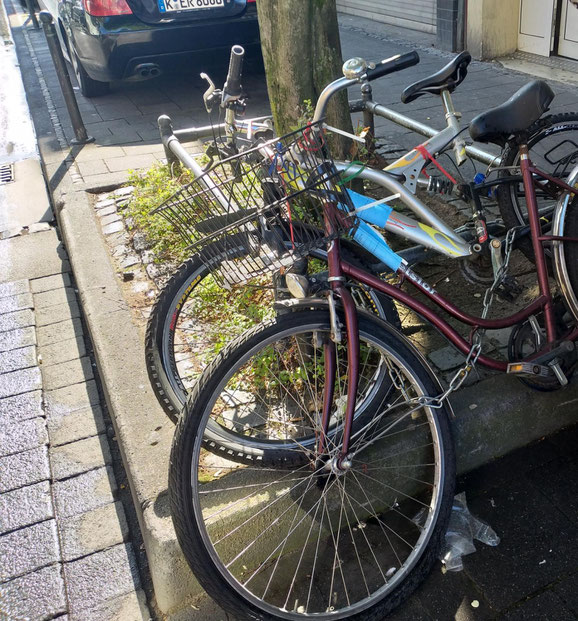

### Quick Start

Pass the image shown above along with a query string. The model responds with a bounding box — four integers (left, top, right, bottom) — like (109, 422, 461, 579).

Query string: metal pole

(24, 0, 39, 29)
(39, 11, 94, 145)
(360, 82, 375, 154)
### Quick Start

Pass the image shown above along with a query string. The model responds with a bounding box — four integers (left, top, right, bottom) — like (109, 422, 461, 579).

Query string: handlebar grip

(365, 51, 420, 82)
(224, 45, 245, 98)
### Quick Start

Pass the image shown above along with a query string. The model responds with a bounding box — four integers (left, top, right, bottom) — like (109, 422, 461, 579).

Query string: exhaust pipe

(134, 63, 161, 80)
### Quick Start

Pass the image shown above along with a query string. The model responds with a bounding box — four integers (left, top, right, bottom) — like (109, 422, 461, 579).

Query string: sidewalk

(3, 2, 577, 619)
(0, 4, 151, 619)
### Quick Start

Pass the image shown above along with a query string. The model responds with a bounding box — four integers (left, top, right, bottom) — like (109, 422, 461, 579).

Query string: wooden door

(518, 0, 555, 56)
(558, 0, 578, 60)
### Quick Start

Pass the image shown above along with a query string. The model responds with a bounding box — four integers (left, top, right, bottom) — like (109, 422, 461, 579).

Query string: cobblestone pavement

(0, 229, 151, 620)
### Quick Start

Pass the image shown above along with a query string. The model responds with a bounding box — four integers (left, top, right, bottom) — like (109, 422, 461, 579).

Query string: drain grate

(0, 164, 15, 185)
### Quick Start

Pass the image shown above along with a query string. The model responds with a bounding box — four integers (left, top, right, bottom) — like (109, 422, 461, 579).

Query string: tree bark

(256, 0, 352, 156)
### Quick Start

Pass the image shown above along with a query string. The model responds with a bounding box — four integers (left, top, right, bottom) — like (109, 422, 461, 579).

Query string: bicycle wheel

(146, 241, 400, 423)
(497, 113, 578, 260)
(170, 310, 455, 620)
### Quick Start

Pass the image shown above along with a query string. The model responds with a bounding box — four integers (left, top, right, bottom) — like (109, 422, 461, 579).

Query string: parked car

(37, 0, 259, 97)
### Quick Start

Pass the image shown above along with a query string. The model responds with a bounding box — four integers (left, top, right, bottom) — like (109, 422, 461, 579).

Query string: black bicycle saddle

(401, 51, 472, 104)
(469, 80, 554, 146)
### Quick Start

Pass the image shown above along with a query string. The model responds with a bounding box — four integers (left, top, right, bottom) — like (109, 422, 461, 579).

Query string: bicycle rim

(174, 314, 453, 619)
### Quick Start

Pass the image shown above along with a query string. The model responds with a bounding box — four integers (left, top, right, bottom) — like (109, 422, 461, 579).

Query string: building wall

(466, 0, 520, 59)
(336, 0, 437, 34)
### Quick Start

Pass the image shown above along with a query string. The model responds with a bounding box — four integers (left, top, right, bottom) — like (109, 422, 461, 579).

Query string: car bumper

(74, 11, 260, 82)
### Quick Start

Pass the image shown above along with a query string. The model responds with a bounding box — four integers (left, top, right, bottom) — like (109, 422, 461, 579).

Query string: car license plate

(159, 0, 224, 13)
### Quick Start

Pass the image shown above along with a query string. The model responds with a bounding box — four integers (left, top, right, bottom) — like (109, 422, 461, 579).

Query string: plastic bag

(441, 492, 500, 571)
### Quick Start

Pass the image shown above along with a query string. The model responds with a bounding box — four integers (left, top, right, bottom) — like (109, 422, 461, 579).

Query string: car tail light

(83, 0, 132, 16)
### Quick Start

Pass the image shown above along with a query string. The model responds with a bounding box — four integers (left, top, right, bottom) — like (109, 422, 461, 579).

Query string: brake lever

(200, 73, 221, 114)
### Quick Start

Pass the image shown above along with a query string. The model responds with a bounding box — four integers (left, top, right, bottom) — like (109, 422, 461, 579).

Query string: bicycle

(167, 64, 578, 619)
(148, 46, 578, 423)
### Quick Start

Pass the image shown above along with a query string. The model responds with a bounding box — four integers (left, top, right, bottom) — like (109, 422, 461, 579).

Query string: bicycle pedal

(507, 362, 552, 379)
(496, 276, 523, 302)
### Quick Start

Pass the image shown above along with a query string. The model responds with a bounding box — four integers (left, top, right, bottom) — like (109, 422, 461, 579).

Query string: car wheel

(71, 51, 109, 98)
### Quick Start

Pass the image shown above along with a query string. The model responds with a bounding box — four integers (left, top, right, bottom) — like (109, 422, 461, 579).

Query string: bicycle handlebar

(365, 51, 420, 81)
(223, 45, 245, 103)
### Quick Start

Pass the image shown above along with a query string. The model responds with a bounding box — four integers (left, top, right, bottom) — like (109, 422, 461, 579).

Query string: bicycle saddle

(401, 51, 471, 103)
(469, 80, 554, 146)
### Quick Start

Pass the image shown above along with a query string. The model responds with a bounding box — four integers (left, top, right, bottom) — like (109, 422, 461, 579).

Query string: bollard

(24, 0, 39, 29)
(39, 11, 94, 145)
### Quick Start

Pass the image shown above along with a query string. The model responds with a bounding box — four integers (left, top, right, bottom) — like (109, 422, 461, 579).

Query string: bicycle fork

(317, 224, 360, 468)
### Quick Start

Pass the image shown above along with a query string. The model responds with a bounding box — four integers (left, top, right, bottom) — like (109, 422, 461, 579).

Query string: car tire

(72, 51, 109, 98)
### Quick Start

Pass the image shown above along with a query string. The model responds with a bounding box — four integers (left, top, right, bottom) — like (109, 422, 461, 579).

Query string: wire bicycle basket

(153, 123, 358, 288)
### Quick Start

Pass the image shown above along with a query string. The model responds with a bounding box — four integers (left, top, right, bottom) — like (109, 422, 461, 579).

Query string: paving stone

(41, 357, 94, 391)
(64, 544, 141, 615)
(37, 317, 84, 347)
(0, 446, 50, 493)
(28, 223, 52, 234)
(70, 589, 150, 621)
(30, 273, 71, 294)
(77, 147, 125, 164)
(53, 466, 117, 519)
(0, 345, 38, 375)
(95, 199, 117, 210)
(95, 205, 118, 217)
(0, 482, 53, 534)
(0, 279, 29, 299)
(50, 434, 112, 480)
(0, 564, 66, 620)
(428, 345, 466, 371)
(59, 501, 129, 562)
(0, 325, 36, 353)
(102, 221, 125, 235)
(0, 366, 42, 399)
(36, 299, 81, 327)
(34, 287, 77, 309)
(47, 405, 106, 447)
(0, 308, 35, 333)
(554, 574, 578, 616)
(78, 159, 109, 178)
(44, 379, 100, 418)
(0, 391, 42, 423)
(105, 154, 156, 173)
(40, 336, 86, 367)
(100, 213, 122, 227)
(0, 416, 48, 458)
(500, 589, 575, 620)
(0, 293, 33, 317)
(0, 520, 60, 582)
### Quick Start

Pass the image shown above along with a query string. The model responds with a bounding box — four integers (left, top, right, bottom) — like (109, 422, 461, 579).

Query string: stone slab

(0, 390, 42, 423)
(41, 356, 94, 390)
(50, 434, 112, 481)
(0, 481, 53, 534)
(30, 272, 72, 293)
(0, 325, 36, 353)
(47, 405, 106, 447)
(499, 588, 574, 620)
(0, 292, 33, 316)
(70, 590, 150, 621)
(0, 308, 35, 333)
(0, 279, 29, 299)
(0, 446, 50, 494)
(40, 336, 86, 367)
(0, 365, 42, 399)
(59, 501, 129, 562)
(0, 564, 66, 620)
(33, 288, 77, 312)
(0, 345, 37, 375)
(44, 379, 100, 418)
(0, 520, 60, 582)
(0, 416, 47, 458)
(64, 544, 141, 616)
(0, 230, 69, 283)
(53, 466, 117, 519)
(36, 299, 81, 327)
(37, 317, 84, 348)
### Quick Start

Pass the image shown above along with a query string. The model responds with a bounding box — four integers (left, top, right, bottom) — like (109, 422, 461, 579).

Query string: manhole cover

(0, 164, 14, 185)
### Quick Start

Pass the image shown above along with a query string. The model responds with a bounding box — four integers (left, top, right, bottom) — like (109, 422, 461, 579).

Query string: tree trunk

(256, 0, 353, 157)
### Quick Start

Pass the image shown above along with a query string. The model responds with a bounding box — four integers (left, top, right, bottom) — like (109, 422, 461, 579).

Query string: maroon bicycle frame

(322, 146, 578, 461)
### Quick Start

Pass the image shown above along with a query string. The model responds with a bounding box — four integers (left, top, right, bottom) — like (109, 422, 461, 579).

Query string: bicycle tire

(170, 310, 455, 620)
(145, 240, 400, 423)
(497, 113, 578, 260)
